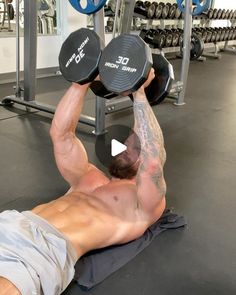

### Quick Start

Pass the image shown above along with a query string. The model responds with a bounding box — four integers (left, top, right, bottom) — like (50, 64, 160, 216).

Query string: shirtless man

(0, 70, 166, 295)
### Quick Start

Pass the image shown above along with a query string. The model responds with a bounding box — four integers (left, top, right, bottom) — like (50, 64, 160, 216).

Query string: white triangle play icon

(111, 139, 127, 157)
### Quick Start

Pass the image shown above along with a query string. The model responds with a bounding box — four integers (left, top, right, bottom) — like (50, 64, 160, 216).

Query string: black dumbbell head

(213, 8, 218, 19)
(99, 34, 153, 94)
(221, 9, 226, 19)
(147, 2, 157, 18)
(225, 9, 230, 19)
(145, 54, 174, 105)
(168, 3, 177, 19)
(228, 10, 233, 19)
(162, 3, 171, 19)
(59, 28, 102, 84)
(217, 9, 222, 19)
(207, 8, 213, 19)
(155, 2, 164, 19)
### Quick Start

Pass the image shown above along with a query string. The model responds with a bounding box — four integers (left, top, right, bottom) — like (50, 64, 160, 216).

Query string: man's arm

(50, 83, 90, 189)
(133, 75, 166, 213)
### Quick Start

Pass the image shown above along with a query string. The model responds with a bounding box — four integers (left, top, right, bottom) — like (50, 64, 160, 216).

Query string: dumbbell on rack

(134, 1, 151, 18)
(140, 28, 166, 49)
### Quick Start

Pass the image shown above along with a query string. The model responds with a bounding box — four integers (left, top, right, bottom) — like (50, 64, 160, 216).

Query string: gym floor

(0, 53, 236, 295)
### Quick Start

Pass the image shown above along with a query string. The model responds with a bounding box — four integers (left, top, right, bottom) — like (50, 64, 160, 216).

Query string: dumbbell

(147, 2, 158, 18)
(140, 29, 166, 49)
(153, 30, 167, 49)
(208, 28, 217, 43)
(163, 29, 173, 47)
(214, 28, 221, 42)
(196, 28, 207, 43)
(225, 9, 230, 19)
(228, 28, 234, 40)
(207, 8, 213, 19)
(212, 8, 218, 19)
(175, 4, 182, 19)
(217, 9, 222, 19)
(233, 10, 236, 20)
(104, 0, 115, 17)
(229, 10, 234, 19)
(224, 28, 230, 40)
(219, 27, 226, 41)
(161, 2, 171, 19)
(232, 28, 236, 40)
(155, 2, 164, 19)
(98, 33, 174, 104)
(139, 28, 148, 40)
(141, 28, 156, 45)
(134, 1, 151, 18)
(171, 29, 180, 47)
(221, 9, 226, 19)
(168, 3, 177, 19)
(59, 28, 173, 105)
(204, 29, 212, 43)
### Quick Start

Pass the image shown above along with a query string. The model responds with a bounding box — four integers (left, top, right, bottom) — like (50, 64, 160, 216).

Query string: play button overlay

(111, 139, 127, 157)
(95, 124, 141, 169)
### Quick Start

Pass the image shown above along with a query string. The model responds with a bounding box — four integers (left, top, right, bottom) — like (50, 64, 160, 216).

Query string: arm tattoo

(133, 99, 166, 188)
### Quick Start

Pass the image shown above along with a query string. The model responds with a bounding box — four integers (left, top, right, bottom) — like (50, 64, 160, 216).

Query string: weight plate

(177, 0, 212, 16)
(69, 0, 107, 15)
(59, 28, 102, 84)
(99, 34, 153, 94)
(190, 34, 204, 59)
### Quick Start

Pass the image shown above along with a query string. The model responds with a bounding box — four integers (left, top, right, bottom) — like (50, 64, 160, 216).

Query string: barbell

(59, 28, 174, 105)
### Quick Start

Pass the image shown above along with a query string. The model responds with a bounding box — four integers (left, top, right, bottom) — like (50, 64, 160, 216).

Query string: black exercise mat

(74, 209, 186, 289)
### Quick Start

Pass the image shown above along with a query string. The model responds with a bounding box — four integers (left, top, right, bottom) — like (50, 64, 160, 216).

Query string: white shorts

(0, 210, 77, 295)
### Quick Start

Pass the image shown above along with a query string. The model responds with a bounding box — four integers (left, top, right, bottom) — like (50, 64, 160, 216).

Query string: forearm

(133, 88, 166, 167)
(50, 83, 89, 137)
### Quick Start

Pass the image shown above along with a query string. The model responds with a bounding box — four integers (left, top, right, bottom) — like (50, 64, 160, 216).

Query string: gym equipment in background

(69, 0, 107, 15)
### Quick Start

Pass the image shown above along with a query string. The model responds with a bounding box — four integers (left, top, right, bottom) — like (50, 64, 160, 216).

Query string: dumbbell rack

(222, 19, 236, 54)
(196, 14, 236, 59)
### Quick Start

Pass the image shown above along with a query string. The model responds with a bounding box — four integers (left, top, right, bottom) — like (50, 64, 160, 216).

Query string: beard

(109, 154, 139, 180)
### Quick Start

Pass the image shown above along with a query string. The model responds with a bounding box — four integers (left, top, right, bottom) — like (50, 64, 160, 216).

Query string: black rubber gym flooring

(0, 53, 236, 294)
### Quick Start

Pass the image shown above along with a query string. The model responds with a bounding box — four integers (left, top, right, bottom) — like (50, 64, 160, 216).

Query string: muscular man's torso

(32, 167, 166, 259)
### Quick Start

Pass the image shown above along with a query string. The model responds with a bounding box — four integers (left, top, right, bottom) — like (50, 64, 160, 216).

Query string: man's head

(109, 131, 141, 180)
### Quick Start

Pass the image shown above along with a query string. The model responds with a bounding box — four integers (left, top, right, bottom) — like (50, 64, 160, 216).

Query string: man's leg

(0, 277, 21, 295)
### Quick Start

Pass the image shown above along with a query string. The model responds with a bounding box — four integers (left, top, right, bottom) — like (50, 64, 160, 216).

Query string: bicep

(52, 134, 89, 188)
(136, 163, 166, 213)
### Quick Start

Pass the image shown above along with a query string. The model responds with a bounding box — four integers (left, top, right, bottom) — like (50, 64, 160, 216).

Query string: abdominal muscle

(31, 191, 149, 259)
